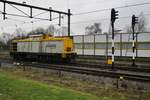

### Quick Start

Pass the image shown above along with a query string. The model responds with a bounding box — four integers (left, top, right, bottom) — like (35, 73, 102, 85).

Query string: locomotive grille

(66, 47, 71, 52)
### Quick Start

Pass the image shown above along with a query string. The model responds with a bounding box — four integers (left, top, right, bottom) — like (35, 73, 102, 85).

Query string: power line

(3, 12, 150, 28)
(6, 17, 27, 23)
(0, 0, 69, 15)
(68, 0, 110, 8)
(0, 16, 61, 29)
(8, 3, 30, 17)
(70, 13, 150, 24)
(73, 8, 110, 16)
(73, 1, 150, 16)
(33, 11, 48, 17)
(0, 12, 61, 22)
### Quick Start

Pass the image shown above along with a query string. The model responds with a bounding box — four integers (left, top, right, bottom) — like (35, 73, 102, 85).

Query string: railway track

(1, 57, 150, 73)
(77, 55, 150, 63)
(16, 62, 150, 82)
(71, 62, 150, 73)
(0, 58, 150, 82)
(2, 57, 150, 73)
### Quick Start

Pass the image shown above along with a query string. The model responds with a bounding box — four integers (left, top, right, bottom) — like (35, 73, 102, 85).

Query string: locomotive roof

(12, 35, 72, 42)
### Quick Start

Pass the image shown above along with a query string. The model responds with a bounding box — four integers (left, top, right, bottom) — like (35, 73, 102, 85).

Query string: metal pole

(0, 0, 69, 15)
(30, 7, 32, 18)
(106, 33, 108, 61)
(132, 25, 135, 66)
(49, 7, 52, 21)
(131, 15, 138, 66)
(110, 8, 118, 69)
(111, 22, 115, 69)
(120, 33, 122, 57)
(82, 35, 84, 56)
(68, 9, 70, 36)
(136, 33, 138, 57)
(94, 35, 96, 56)
(59, 13, 61, 26)
(3, 2, 6, 20)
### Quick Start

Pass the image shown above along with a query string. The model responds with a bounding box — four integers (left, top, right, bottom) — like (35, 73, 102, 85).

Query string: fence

(73, 32, 150, 57)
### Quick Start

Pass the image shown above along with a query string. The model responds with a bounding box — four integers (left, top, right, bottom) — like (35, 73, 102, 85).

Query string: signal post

(110, 8, 119, 69)
(131, 15, 138, 66)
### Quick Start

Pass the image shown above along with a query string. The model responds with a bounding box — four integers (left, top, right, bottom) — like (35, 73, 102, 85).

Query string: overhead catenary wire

(0, 0, 70, 15)
(33, 11, 48, 17)
(6, 17, 27, 23)
(68, 0, 112, 7)
(2, 12, 150, 29)
(1, 0, 150, 33)
(8, 3, 30, 17)
(70, 12, 150, 25)
(73, 1, 150, 16)
(1, 6, 150, 25)
(0, 12, 61, 22)
(0, 0, 72, 35)
(0, 16, 61, 30)
(1, 1, 149, 22)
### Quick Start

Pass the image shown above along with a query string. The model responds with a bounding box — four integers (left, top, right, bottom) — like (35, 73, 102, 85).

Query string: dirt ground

(0, 64, 150, 100)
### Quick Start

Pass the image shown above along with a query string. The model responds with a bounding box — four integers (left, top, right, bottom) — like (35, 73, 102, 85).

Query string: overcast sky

(0, 0, 150, 35)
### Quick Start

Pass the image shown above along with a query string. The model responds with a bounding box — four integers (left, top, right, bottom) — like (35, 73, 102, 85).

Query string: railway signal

(110, 8, 119, 69)
(131, 15, 138, 66)
(111, 8, 119, 23)
(132, 15, 138, 27)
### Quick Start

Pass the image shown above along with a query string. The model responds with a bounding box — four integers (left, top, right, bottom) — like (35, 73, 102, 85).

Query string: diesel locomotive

(10, 34, 76, 63)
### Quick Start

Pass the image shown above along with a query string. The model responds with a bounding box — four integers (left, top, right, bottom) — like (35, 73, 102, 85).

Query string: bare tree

(124, 25, 132, 33)
(85, 22, 102, 35)
(85, 26, 90, 34)
(15, 28, 26, 37)
(85, 25, 95, 34)
(0, 32, 14, 45)
(85, 26, 92, 34)
(136, 12, 147, 32)
(56, 26, 68, 36)
(94, 23, 102, 33)
(46, 25, 56, 35)
(29, 27, 45, 35)
(125, 12, 147, 33)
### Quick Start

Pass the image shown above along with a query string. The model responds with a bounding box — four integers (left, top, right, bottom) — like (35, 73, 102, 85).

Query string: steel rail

(1, 57, 150, 73)
(21, 62, 150, 82)
(0, 58, 150, 82)
(71, 62, 150, 73)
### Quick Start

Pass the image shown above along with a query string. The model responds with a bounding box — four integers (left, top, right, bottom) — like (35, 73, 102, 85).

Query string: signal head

(132, 15, 138, 26)
(111, 8, 119, 23)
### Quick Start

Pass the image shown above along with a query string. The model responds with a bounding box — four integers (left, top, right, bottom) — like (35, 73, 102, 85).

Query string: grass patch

(0, 72, 100, 100)
(0, 67, 150, 100)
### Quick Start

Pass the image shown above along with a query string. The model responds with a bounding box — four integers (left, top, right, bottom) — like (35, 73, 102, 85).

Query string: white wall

(73, 33, 150, 57)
